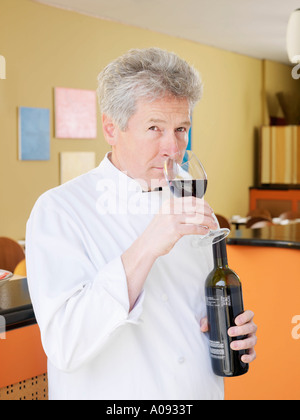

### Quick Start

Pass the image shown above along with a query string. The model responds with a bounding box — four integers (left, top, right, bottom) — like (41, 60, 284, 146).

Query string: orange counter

(0, 277, 47, 400)
(225, 244, 300, 400)
(0, 324, 47, 389)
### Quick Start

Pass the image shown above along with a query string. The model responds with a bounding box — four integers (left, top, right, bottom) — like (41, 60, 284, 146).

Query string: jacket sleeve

(25, 193, 144, 372)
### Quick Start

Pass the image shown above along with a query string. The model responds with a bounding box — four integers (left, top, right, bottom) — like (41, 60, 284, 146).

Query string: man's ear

(102, 114, 118, 146)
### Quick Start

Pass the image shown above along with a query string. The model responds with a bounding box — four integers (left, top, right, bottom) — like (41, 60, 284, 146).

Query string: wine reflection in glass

(163, 150, 230, 245)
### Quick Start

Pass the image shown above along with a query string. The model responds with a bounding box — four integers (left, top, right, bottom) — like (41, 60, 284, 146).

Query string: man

(26, 48, 257, 400)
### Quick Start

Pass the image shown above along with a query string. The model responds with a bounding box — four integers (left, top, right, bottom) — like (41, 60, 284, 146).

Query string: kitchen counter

(227, 223, 300, 250)
(0, 277, 47, 392)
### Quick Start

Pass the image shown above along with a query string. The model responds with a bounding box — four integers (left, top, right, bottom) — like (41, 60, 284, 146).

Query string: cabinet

(249, 187, 300, 216)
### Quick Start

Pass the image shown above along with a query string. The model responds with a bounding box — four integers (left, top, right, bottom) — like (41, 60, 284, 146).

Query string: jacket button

(161, 293, 168, 302)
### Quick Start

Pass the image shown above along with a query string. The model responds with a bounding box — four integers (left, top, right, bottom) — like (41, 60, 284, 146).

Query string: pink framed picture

(55, 87, 97, 139)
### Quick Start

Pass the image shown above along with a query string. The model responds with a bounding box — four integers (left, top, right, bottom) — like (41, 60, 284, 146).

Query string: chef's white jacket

(26, 153, 224, 400)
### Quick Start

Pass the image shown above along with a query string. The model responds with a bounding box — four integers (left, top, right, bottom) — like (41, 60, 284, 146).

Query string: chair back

(245, 217, 273, 229)
(247, 208, 272, 220)
(0, 237, 25, 272)
(215, 214, 231, 230)
(279, 211, 300, 221)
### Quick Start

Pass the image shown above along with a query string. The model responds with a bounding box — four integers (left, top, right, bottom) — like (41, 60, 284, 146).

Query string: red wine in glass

(164, 150, 229, 245)
(169, 179, 208, 199)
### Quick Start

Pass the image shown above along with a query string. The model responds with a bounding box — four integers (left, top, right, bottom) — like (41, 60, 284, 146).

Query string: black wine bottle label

(206, 285, 248, 377)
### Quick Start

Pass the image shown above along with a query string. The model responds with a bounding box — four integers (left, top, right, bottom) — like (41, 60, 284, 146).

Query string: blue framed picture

(187, 125, 192, 151)
(19, 107, 50, 161)
(182, 118, 192, 165)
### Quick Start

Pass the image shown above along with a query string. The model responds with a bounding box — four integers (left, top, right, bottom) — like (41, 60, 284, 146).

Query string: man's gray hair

(97, 48, 203, 130)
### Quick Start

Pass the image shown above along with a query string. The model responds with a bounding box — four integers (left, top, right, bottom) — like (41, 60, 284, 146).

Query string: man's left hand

(200, 310, 257, 364)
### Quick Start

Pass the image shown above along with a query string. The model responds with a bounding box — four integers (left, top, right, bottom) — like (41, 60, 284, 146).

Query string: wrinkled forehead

(133, 96, 191, 124)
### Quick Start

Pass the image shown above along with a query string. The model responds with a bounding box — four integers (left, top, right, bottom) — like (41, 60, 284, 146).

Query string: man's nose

(162, 131, 180, 157)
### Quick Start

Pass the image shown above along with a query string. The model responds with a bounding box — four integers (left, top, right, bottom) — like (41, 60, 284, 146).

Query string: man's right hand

(143, 196, 218, 259)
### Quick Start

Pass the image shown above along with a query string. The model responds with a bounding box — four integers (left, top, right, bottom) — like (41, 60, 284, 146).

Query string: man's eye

(149, 126, 159, 131)
(176, 127, 186, 132)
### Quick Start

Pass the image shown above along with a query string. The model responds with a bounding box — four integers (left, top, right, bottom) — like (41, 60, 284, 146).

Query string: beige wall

(0, 0, 295, 240)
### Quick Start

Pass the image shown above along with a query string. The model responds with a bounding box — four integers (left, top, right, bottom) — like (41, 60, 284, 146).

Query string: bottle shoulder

(205, 266, 241, 287)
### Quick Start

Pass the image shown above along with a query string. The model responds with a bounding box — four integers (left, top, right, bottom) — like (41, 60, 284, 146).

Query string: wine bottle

(205, 239, 249, 377)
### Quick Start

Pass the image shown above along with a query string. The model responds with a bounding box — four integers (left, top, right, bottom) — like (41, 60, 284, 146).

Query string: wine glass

(163, 150, 230, 245)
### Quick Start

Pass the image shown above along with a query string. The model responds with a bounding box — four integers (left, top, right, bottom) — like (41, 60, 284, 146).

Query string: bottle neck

(212, 239, 228, 268)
